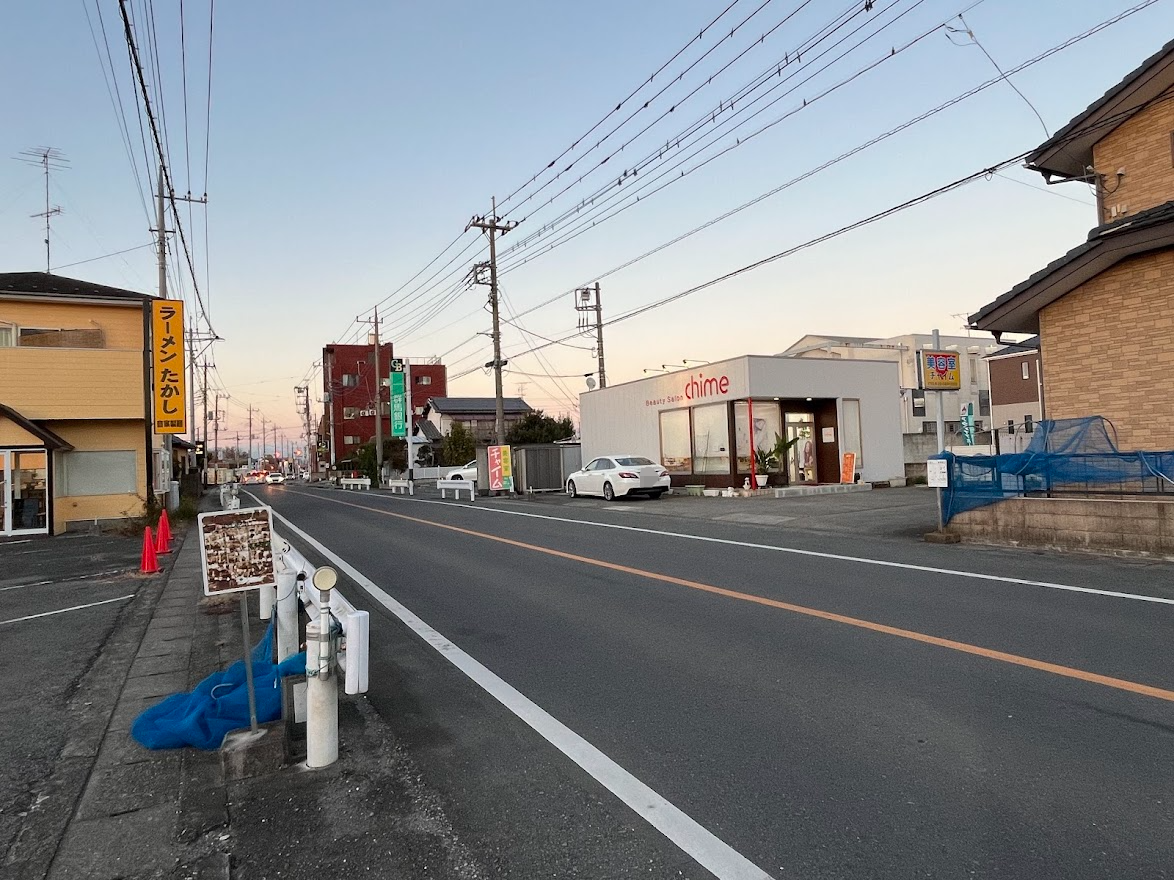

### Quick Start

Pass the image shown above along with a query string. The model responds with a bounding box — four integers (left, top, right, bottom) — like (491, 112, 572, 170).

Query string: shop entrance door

(784, 414, 816, 484)
(1, 450, 49, 536)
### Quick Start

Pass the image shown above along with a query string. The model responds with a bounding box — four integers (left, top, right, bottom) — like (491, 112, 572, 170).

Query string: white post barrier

(305, 616, 338, 768)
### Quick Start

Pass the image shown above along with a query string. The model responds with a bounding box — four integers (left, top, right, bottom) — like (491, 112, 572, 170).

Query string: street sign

(927, 458, 949, 488)
(488, 445, 514, 492)
(390, 358, 405, 372)
(839, 452, 856, 484)
(391, 394, 406, 437)
(390, 372, 405, 395)
(920, 350, 961, 390)
(151, 300, 187, 433)
(197, 506, 277, 596)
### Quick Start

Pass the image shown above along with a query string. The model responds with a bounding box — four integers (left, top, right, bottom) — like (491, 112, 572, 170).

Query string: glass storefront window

(691, 403, 730, 474)
(11, 451, 48, 531)
(659, 409, 692, 473)
(733, 401, 782, 472)
(841, 398, 862, 467)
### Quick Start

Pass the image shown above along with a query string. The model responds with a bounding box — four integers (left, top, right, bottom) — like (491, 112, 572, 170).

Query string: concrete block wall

(947, 496, 1174, 555)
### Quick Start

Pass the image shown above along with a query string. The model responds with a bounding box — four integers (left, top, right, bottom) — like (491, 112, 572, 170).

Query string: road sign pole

(239, 594, 259, 732)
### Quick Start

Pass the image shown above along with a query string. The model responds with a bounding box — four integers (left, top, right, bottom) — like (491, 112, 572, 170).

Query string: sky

(2, 0, 1170, 454)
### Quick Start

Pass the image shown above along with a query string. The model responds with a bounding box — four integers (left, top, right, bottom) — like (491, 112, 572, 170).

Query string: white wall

(580, 355, 904, 483)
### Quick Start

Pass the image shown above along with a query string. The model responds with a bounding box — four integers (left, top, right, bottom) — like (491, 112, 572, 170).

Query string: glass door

(0, 451, 8, 535)
(6, 450, 48, 535)
(784, 414, 816, 484)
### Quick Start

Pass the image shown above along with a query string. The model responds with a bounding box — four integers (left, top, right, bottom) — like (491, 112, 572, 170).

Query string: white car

(265, 472, 286, 484)
(446, 460, 478, 484)
(566, 456, 670, 501)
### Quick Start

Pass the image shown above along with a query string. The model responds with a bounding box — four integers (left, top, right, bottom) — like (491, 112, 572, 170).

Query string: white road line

(270, 509, 775, 880)
(0, 569, 134, 593)
(306, 488, 1174, 606)
(0, 594, 135, 626)
(0, 539, 32, 547)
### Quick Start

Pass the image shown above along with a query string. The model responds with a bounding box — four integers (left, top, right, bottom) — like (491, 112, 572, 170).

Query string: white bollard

(275, 569, 298, 663)
(305, 617, 338, 768)
(258, 582, 275, 620)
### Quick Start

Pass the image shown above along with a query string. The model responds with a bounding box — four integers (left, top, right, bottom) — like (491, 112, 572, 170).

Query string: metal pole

(373, 307, 383, 481)
(405, 359, 414, 493)
(275, 569, 298, 663)
(489, 197, 505, 445)
(305, 612, 338, 767)
(933, 328, 946, 531)
(239, 594, 259, 733)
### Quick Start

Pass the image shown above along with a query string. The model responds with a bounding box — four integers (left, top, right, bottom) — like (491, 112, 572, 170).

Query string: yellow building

(971, 40, 1174, 451)
(0, 272, 166, 536)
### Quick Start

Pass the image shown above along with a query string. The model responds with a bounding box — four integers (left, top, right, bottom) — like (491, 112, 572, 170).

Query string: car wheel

(567, 480, 577, 499)
(603, 481, 615, 502)
(650, 489, 665, 499)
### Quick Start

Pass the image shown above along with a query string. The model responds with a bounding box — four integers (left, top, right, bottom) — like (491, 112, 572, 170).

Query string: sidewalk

(2, 511, 484, 880)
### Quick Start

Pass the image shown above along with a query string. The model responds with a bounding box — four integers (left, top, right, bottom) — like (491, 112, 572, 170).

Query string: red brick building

(321, 341, 447, 465)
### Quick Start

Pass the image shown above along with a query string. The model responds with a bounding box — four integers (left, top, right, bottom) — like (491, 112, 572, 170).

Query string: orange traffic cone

(141, 526, 160, 573)
(156, 509, 172, 555)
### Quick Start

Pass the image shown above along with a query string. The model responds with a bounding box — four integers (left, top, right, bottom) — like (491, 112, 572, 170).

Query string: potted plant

(752, 448, 776, 488)
(769, 432, 801, 482)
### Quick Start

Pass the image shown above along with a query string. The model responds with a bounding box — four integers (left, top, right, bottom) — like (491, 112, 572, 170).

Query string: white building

(779, 333, 1005, 436)
(579, 355, 904, 488)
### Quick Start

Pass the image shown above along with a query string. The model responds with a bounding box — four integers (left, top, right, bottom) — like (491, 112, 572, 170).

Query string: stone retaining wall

(947, 496, 1174, 556)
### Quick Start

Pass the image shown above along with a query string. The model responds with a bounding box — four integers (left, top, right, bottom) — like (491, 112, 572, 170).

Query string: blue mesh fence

(936, 417, 1174, 523)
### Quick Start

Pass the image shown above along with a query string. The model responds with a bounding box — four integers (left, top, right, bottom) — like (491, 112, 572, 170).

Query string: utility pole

(235, 432, 241, 468)
(213, 393, 222, 469)
(466, 197, 517, 444)
(247, 405, 254, 467)
(575, 282, 607, 388)
(357, 308, 384, 480)
(201, 360, 209, 483)
(18, 147, 67, 272)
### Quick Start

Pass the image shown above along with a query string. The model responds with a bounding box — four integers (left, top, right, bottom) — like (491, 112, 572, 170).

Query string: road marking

(282, 496, 1174, 705)
(332, 489, 1174, 606)
(0, 539, 32, 548)
(0, 594, 135, 626)
(269, 509, 775, 880)
(0, 569, 134, 592)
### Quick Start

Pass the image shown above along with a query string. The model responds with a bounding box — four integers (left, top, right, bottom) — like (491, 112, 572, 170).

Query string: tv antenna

(16, 147, 69, 272)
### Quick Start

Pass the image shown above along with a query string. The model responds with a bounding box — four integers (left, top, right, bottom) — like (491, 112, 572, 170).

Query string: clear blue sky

(1, 0, 1169, 447)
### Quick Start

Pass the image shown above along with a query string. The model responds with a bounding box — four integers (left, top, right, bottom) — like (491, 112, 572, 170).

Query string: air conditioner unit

(360, 408, 376, 417)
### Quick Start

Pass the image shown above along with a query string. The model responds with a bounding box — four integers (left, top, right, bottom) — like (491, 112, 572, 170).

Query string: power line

(51, 242, 155, 271)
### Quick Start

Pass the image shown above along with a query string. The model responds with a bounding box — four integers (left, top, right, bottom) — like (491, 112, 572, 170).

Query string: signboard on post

(197, 506, 277, 596)
(927, 458, 950, 488)
(920, 350, 961, 390)
(488, 445, 514, 492)
(391, 394, 406, 437)
(151, 300, 187, 433)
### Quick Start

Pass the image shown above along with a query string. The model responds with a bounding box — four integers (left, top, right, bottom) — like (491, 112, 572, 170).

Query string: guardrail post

(305, 611, 338, 768)
(275, 568, 298, 663)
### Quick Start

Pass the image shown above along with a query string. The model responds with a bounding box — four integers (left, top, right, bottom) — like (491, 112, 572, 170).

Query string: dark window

(341, 374, 358, 387)
(1024, 415, 1034, 433)
(912, 390, 926, 417)
(1007, 420, 1016, 435)
(978, 389, 990, 417)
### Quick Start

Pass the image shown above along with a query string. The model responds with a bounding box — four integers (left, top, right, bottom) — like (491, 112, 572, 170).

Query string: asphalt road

(254, 484, 1174, 879)
(0, 535, 143, 859)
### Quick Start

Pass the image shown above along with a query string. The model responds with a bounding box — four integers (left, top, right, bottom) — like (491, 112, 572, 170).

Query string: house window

(1024, 415, 1034, 434)
(415, 375, 432, 385)
(1021, 362, 1030, 380)
(343, 435, 361, 445)
(11, 326, 105, 349)
(841, 398, 863, 467)
(0, 323, 14, 347)
(60, 451, 136, 495)
(969, 357, 978, 386)
(912, 389, 926, 417)
(659, 409, 692, 473)
(341, 374, 358, 387)
(343, 407, 359, 419)
(978, 389, 990, 417)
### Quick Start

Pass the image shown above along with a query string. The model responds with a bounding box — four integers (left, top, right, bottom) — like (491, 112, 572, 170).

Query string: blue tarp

(936, 416, 1174, 524)
(132, 620, 307, 750)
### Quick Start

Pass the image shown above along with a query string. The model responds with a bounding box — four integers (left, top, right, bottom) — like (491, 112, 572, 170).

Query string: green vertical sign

(390, 372, 407, 437)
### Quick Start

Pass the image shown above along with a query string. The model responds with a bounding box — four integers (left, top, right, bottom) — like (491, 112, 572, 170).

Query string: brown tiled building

(970, 39, 1174, 451)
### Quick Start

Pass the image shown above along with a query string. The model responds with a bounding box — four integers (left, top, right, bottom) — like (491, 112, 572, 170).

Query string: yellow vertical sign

(152, 299, 187, 434)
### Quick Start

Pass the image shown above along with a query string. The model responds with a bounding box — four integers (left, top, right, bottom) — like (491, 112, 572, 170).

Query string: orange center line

(302, 491, 1174, 704)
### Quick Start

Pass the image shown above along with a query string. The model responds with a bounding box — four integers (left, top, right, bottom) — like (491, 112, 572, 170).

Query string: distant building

(779, 332, 1004, 436)
(421, 397, 533, 445)
(970, 39, 1174, 450)
(0, 272, 163, 535)
(321, 340, 447, 464)
(984, 336, 1042, 442)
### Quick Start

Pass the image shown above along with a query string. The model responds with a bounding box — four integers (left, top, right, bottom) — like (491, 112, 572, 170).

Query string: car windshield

(614, 457, 655, 466)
